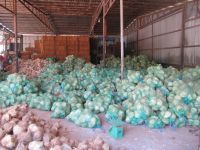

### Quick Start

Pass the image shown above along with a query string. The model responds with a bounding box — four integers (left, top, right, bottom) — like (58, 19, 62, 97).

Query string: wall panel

(139, 38, 152, 50)
(138, 25, 152, 39)
(153, 31, 181, 49)
(153, 12, 182, 36)
(124, 1, 200, 67)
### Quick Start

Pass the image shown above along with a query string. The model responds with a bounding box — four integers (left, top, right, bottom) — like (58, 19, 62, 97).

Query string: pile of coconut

(0, 104, 109, 150)
(6, 59, 50, 78)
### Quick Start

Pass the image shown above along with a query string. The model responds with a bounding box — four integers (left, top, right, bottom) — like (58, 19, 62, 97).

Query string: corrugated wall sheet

(125, 1, 200, 67)
(184, 1, 200, 66)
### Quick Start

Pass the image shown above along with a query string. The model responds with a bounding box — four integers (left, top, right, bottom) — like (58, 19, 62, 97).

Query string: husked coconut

(43, 133, 53, 147)
(7, 109, 17, 117)
(16, 143, 27, 150)
(77, 143, 88, 150)
(58, 128, 68, 137)
(1, 114, 11, 124)
(0, 128, 5, 139)
(59, 136, 69, 144)
(52, 122, 61, 129)
(39, 120, 45, 126)
(17, 131, 32, 144)
(93, 137, 104, 146)
(28, 124, 40, 133)
(50, 137, 61, 147)
(62, 143, 72, 150)
(13, 124, 25, 135)
(19, 104, 28, 112)
(30, 116, 40, 123)
(3, 122, 14, 133)
(22, 112, 33, 122)
(28, 141, 44, 150)
(1, 134, 16, 149)
(102, 143, 110, 150)
(11, 118, 19, 124)
(69, 139, 76, 147)
(50, 145, 62, 150)
(18, 121, 28, 129)
(0, 145, 9, 150)
(32, 129, 44, 141)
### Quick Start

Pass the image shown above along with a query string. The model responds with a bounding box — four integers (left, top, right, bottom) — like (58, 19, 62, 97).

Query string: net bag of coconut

(66, 108, 101, 128)
(51, 101, 71, 118)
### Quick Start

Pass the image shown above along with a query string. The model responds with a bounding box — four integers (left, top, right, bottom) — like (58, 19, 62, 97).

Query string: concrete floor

(32, 109, 200, 150)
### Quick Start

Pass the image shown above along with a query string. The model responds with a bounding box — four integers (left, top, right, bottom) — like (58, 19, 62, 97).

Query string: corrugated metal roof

(0, 0, 186, 35)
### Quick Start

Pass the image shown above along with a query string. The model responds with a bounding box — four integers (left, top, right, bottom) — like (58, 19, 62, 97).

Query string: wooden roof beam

(18, 0, 57, 34)
(104, 0, 117, 16)
(0, 0, 14, 14)
(90, 0, 117, 34)
(90, 0, 103, 34)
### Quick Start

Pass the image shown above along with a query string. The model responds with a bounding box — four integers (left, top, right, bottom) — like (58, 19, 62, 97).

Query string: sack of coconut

(125, 99, 151, 125)
(29, 93, 52, 111)
(127, 70, 143, 84)
(147, 115, 164, 129)
(51, 102, 71, 118)
(66, 108, 101, 128)
(105, 104, 125, 121)
(85, 93, 112, 113)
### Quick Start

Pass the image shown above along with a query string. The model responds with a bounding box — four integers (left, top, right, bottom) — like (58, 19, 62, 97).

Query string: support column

(152, 17, 154, 61)
(20, 35, 23, 51)
(13, 0, 18, 72)
(103, 1, 107, 65)
(120, 0, 124, 79)
(136, 18, 139, 56)
(181, 3, 186, 69)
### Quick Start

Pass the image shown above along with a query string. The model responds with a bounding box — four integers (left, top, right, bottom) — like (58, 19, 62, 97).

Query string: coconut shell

(28, 141, 44, 150)
(28, 124, 40, 133)
(0, 105, 110, 150)
(102, 143, 110, 150)
(93, 137, 104, 146)
(3, 122, 14, 133)
(43, 133, 53, 147)
(13, 124, 25, 135)
(32, 130, 43, 141)
(1, 114, 11, 124)
(50, 145, 62, 150)
(59, 136, 69, 144)
(62, 143, 72, 150)
(1, 134, 16, 149)
(0, 145, 9, 150)
(77, 143, 88, 150)
(50, 137, 61, 147)
(7, 109, 18, 117)
(17, 131, 32, 144)
(17, 121, 28, 129)
(16, 143, 28, 150)
(0, 129, 6, 139)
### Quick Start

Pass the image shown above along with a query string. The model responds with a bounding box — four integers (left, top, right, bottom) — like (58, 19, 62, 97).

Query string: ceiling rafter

(90, 0, 103, 34)
(18, 0, 57, 34)
(0, 0, 14, 14)
(0, 0, 187, 35)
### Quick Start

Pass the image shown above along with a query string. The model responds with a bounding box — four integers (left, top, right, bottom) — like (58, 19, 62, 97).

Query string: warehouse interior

(0, 0, 199, 150)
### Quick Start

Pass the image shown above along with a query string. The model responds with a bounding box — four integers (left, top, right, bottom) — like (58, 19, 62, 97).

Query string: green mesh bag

(51, 102, 71, 118)
(66, 108, 101, 128)
(147, 116, 164, 129)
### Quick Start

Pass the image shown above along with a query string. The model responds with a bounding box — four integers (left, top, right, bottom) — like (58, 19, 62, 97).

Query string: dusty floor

(32, 109, 200, 150)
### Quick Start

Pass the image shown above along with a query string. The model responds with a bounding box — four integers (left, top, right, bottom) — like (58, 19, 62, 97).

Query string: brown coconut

(1, 134, 16, 149)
